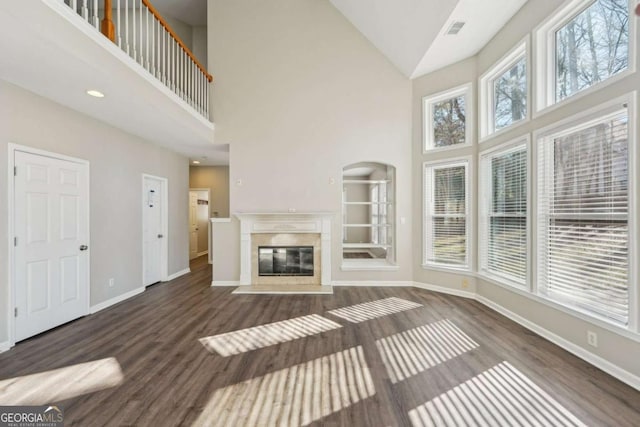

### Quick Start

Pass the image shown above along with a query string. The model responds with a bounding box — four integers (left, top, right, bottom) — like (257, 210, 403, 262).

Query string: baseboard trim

(0, 341, 10, 353)
(475, 295, 640, 391)
(332, 280, 414, 287)
(211, 281, 241, 287)
(165, 268, 190, 282)
(412, 281, 475, 299)
(197, 250, 209, 257)
(90, 287, 145, 314)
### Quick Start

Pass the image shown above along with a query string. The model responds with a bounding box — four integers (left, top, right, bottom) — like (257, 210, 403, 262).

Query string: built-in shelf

(343, 179, 391, 184)
(343, 243, 392, 249)
(342, 162, 396, 267)
(344, 202, 393, 205)
(343, 224, 392, 228)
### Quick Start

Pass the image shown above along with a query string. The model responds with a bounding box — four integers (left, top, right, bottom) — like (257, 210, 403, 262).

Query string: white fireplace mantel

(234, 212, 334, 285)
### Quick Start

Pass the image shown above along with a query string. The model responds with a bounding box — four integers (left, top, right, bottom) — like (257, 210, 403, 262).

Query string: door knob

(80, 245, 89, 251)
(157, 234, 164, 238)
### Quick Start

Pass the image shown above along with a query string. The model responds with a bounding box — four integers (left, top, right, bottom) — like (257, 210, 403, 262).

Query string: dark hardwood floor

(1, 255, 639, 426)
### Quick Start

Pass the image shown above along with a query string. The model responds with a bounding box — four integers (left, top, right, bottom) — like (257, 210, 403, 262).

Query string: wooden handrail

(141, 0, 213, 82)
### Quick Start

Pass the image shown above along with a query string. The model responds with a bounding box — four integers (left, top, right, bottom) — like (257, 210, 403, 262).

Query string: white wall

(189, 165, 230, 218)
(412, 0, 640, 381)
(163, 16, 193, 51)
(192, 26, 208, 70)
(207, 0, 413, 282)
(0, 80, 190, 345)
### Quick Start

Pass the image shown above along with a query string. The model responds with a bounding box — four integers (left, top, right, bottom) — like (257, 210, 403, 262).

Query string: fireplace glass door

(259, 246, 314, 276)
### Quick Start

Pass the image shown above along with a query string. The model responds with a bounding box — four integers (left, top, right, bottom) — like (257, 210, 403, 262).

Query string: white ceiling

(330, 0, 528, 78)
(0, 1, 228, 166)
(151, 0, 207, 27)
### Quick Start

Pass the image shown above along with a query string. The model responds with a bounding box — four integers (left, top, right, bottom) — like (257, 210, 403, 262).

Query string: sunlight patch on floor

(193, 346, 376, 426)
(408, 361, 586, 427)
(327, 297, 422, 323)
(376, 319, 478, 383)
(199, 314, 343, 356)
(0, 357, 124, 405)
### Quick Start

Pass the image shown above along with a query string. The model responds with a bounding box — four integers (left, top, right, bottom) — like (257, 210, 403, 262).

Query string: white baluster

(145, 6, 150, 70)
(151, 15, 155, 75)
(197, 69, 201, 113)
(162, 27, 166, 84)
(176, 41, 184, 96)
(81, 0, 88, 21)
(176, 46, 184, 98)
(116, 0, 121, 48)
(124, 0, 129, 55)
(170, 32, 174, 90)
(138, 0, 143, 64)
(192, 62, 195, 107)
(205, 75, 209, 119)
(93, 0, 98, 28)
(181, 48, 185, 100)
(161, 22, 164, 81)
(71, 0, 77, 13)
(131, 0, 136, 60)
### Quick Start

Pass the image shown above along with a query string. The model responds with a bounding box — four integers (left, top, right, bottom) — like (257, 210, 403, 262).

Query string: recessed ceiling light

(86, 90, 105, 98)
(192, 160, 201, 164)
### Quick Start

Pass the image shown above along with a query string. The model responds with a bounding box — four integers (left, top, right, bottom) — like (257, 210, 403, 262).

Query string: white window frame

(423, 156, 472, 271)
(534, 0, 637, 115)
(532, 93, 637, 331)
(423, 83, 474, 153)
(479, 136, 531, 289)
(370, 183, 388, 245)
(479, 38, 530, 141)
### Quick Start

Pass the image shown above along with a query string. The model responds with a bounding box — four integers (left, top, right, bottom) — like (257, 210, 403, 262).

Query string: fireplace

(258, 246, 314, 276)
(235, 213, 333, 286)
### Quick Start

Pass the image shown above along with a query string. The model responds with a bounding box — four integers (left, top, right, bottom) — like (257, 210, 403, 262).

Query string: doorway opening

(189, 188, 211, 260)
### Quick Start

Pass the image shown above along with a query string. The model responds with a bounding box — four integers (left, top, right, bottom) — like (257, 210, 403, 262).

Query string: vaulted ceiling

(329, 0, 529, 78)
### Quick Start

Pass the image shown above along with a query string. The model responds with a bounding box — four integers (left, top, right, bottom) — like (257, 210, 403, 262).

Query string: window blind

(425, 162, 468, 267)
(480, 145, 527, 285)
(537, 110, 629, 325)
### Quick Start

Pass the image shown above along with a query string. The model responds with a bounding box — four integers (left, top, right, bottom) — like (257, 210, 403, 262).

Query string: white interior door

(189, 191, 198, 260)
(14, 150, 89, 342)
(143, 175, 166, 286)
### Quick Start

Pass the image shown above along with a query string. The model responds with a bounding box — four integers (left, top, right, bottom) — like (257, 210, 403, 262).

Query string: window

(537, 107, 630, 326)
(480, 140, 528, 286)
(424, 159, 470, 269)
(555, 0, 629, 101)
(423, 84, 472, 151)
(535, 0, 633, 110)
(480, 41, 528, 138)
(370, 183, 387, 245)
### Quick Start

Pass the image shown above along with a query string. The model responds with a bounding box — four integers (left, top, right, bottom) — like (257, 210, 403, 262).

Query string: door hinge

(14, 237, 17, 247)
(13, 166, 17, 176)
(14, 307, 17, 317)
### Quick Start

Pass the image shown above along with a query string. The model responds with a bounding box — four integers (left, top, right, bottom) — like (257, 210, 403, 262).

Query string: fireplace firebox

(258, 246, 314, 276)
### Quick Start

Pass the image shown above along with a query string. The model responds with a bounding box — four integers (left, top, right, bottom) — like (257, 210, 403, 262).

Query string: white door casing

(189, 191, 198, 260)
(142, 175, 168, 287)
(13, 149, 90, 342)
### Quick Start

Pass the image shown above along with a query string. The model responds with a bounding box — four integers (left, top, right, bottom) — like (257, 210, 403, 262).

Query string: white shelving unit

(341, 164, 396, 268)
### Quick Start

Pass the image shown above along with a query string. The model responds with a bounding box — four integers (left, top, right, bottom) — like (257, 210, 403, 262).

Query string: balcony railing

(63, 0, 212, 119)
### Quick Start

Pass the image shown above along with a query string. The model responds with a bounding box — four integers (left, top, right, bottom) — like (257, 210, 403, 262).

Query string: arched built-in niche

(342, 162, 396, 269)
